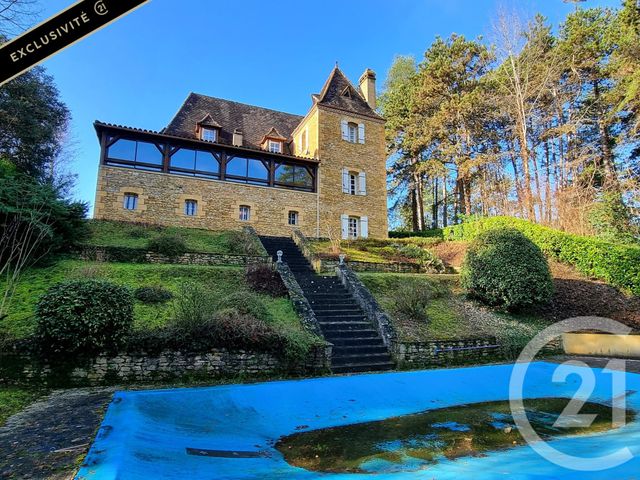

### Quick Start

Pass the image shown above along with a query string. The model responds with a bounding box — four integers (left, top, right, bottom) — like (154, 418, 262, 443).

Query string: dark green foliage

(0, 67, 69, 181)
(35, 280, 133, 356)
(0, 161, 89, 260)
(461, 228, 553, 310)
(134, 285, 173, 304)
(390, 229, 444, 239)
(171, 282, 217, 329)
(245, 265, 287, 297)
(587, 192, 639, 244)
(445, 216, 640, 296)
(147, 234, 187, 258)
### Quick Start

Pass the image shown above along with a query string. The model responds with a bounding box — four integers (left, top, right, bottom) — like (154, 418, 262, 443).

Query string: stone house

(93, 66, 388, 239)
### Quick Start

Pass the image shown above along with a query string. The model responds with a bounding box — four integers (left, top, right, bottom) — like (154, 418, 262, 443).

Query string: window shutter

(341, 120, 349, 141)
(358, 171, 367, 195)
(358, 123, 365, 144)
(342, 168, 349, 193)
(341, 214, 349, 240)
(360, 216, 369, 238)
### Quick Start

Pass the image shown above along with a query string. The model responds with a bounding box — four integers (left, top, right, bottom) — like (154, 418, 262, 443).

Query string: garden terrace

(82, 220, 266, 255)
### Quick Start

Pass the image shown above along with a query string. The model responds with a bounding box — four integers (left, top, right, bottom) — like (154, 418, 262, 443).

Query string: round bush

(245, 265, 287, 297)
(461, 228, 553, 310)
(134, 285, 173, 304)
(147, 234, 187, 257)
(36, 280, 134, 355)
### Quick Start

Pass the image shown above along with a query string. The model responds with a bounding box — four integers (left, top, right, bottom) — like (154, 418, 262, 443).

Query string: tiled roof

(314, 67, 383, 120)
(164, 94, 304, 154)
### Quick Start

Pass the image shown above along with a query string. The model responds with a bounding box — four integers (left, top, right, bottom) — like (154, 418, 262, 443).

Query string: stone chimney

(232, 129, 243, 147)
(359, 68, 377, 110)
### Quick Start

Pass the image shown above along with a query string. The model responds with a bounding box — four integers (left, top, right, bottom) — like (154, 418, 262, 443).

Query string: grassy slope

(0, 388, 40, 426)
(1, 261, 301, 339)
(309, 237, 442, 264)
(358, 273, 550, 356)
(83, 220, 264, 254)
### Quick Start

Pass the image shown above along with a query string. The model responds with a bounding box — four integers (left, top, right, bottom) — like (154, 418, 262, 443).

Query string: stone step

(332, 345, 389, 355)
(319, 321, 371, 331)
(331, 361, 395, 374)
(314, 308, 363, 315)
(328, 336, 385, 346)
(323, 328, 380, 338)
(332, 353, 392, 366)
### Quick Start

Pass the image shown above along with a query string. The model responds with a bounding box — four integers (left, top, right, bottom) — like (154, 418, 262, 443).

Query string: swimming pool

(76, 362, 640, 479)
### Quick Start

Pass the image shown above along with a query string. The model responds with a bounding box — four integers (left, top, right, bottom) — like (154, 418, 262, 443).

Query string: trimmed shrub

(134, 285, 173, 304)
(389, 229, 443, 239)
(35, 280, 133, 355)
(461, 228, 553, 310)
(246, 265, 287, 297)
(444, 216, 640, 296)
(172, 282, 218, 329)
(147, 234, 187, 258)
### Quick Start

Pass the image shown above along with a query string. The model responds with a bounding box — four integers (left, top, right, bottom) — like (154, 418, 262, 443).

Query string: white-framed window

(288, 210, 299, 226)
(348, 123, 357, 143)
(341, 120, 366, 144)
(123, 193, 138, 210)
(239, 205, 251, 221)
(201, 128, 217, 142)
(268, 140, 282, 153)
(348, 217, 359, 239)
(342, 168, 367, 195)
(184, 199, 198, 216)
(349, 173, 357, 195)
(341, 214, 369, 239)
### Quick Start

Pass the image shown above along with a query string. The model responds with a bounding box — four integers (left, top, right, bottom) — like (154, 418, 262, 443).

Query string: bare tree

(0, 0, 40, 38)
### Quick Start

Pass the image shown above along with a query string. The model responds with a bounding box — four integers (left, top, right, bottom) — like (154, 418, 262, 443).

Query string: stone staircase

(260, 236, 394, 374)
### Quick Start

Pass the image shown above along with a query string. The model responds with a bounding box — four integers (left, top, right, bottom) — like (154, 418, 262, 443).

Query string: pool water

(76, 362, 640, 479)
(276, 398, 633, 474)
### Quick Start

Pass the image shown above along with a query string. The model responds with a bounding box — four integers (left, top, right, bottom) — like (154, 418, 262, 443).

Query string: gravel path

(0, 388, 114, 479)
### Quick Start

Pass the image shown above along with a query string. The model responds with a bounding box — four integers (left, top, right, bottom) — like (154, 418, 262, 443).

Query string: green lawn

(83, 220, 265, 255)
(0, 261, 301, 339)
(0, 388, 40, 426)
(358, 273, 550, 357)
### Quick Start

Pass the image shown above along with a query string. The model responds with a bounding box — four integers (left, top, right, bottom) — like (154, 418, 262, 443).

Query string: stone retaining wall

(392, 338, 502, 367)
(1, 345, 332, 387)
(78, 245, 272, 267)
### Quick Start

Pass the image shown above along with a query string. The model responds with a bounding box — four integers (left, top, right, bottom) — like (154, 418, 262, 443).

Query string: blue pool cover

(76, 362, 640, 479)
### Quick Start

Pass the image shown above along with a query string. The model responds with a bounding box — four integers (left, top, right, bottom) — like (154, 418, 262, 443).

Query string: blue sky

(33, 0, 621, 213)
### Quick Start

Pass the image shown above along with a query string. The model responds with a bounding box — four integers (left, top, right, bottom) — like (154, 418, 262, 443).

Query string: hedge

(442, 216, 640, 296)
(389, 229, 443, 239)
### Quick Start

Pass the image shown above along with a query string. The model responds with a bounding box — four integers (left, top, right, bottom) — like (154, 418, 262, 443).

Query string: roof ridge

(190, 92, 304, 119)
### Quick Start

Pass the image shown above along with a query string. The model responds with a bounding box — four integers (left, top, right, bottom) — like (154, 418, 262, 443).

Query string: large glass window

(170, 148, 219, 177)
(226, 157, 268, 184)
(275, 163, 313, 189)
(106, 139, 163, 170)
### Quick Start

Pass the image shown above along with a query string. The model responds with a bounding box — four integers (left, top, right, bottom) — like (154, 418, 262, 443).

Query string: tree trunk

(442, 176, 448, 228)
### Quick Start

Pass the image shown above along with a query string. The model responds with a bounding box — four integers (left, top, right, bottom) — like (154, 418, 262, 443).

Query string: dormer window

(268, 140, 282, 153)
(200, 127, 218, 142)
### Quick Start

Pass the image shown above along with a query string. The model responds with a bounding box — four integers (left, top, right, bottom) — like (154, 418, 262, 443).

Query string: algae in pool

(276, 398, 633, 474)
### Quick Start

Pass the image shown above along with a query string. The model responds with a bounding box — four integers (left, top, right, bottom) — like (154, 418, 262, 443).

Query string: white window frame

(347, 123, 357, 143)
(201, 127, 217, 142)
(268, 140, 282, 153)
(348, 217, 359, 239)
(123, 193, 138, 210)
(184, 199, 198, 216)
(288, 210, 299, 226)
(239, 205, 251, 221)
(349, 173, 358, 195)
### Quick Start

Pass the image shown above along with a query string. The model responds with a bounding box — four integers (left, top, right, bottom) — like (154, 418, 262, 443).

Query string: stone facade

(94, 166, 321, 238)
